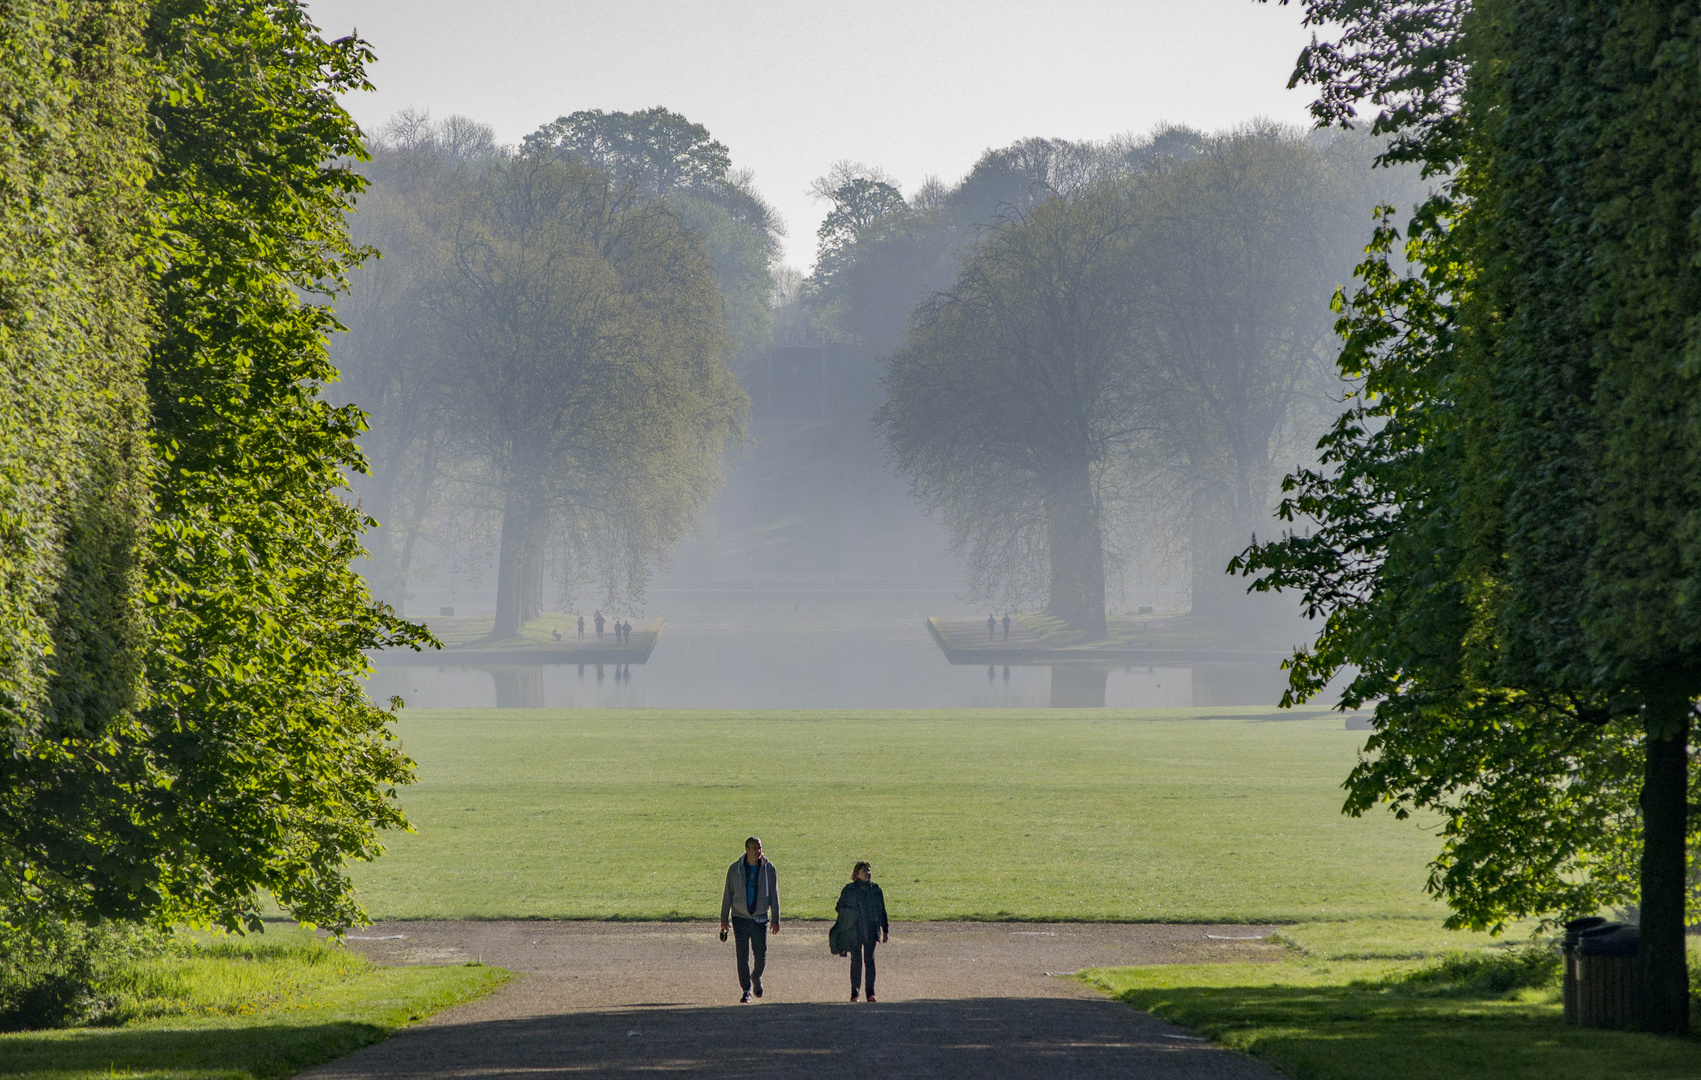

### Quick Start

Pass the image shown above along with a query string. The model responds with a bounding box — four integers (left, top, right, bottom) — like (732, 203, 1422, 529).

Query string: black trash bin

(1561, 917, 1609, 1024)
(1574, 922, 1640, 1029)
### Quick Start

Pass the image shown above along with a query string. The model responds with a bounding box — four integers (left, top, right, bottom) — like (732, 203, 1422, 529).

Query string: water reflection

(367, 591, 1302, 710)
(1050, 666, 1110, 707)
(491, 667, 542, 708)
(368, 643, 1286, 710)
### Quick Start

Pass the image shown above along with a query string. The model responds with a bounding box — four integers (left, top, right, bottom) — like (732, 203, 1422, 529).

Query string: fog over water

(367, 590, 1295, 710)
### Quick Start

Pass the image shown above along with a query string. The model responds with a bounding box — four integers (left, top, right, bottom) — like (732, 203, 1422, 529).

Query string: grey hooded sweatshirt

(721, 856, 779, 924)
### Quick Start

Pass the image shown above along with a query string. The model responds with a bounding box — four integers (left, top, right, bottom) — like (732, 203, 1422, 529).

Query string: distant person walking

(594, 610, 605, 639)
(721, 836, 780, 1003)
(1002, 613, 1011, 640)
(577, 615, 585, 640)
(835, 861, 888, 1002)
(987, 614, 996, 640)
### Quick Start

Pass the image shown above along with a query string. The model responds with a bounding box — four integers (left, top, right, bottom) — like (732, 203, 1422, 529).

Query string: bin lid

(1562, 916, 1609, 947)
(1577, 923, 1638, 957)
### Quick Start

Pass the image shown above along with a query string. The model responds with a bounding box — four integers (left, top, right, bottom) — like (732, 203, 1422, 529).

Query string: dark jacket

(836, 880, 888, 944)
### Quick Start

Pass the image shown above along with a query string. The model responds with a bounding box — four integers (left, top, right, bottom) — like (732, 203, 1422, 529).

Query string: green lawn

(427, 611, 659, 649)
(353, 708, 1448, 922)
(1016, 612, 1219, 649)
(1082, 926, 1701, 1079)
(0, 927, 507, 1080)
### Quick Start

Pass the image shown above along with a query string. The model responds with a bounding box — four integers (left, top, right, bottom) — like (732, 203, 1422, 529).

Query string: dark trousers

(731, 916, 767, 991)
(850, 939, 877, 996)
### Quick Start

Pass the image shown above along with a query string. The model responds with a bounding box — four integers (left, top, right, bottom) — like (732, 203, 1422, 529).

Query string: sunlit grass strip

(352, 709, 1446, 922)
(1081, 939, 1701, 1080)
(0, 927, 508, 1080)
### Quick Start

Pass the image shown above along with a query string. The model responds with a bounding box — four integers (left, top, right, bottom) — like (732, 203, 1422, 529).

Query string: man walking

(1002, 613, 1011, 640)
(720, 836, 780, 1003)
(987, 614, 996, 640)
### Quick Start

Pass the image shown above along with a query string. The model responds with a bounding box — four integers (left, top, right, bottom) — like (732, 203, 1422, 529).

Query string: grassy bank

(352, 708, 1445, 922)
(1082, 922, 1701, 1079)
(0, 926, 507, 1080)
(1016, 612, 1216, 649)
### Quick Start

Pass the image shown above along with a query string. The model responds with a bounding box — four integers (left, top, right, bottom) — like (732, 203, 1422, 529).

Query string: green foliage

(0, 921, 166, 1032)
(3, 0, 432, 936)
(0, 0, 152, 832)
(1267, 0, 1469, 171)
(1238, 0, 1701, 938)
(1242, 0, 1701, 1028)
(134, 0, 431, 931)
(1398, 946, 1559, 997)
(426, 153, 748, 633)
(667, 192, 775, 371)
(521, 105, 779, 368)
(329, 114, 480, 610)
(811, 177, 908, 291)
(524, 106, 733, 201)
(0, 925, 506, 1070)
(878, 186, 1143, 632)
(337, 108, 758, 619)
(877, 128, 1407, 629)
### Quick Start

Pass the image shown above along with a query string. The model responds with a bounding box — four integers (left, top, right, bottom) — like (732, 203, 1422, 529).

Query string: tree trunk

(1044, 461, 1107, 638)
(493, 494, 543, 640)
(1636, 676, 1692, 1035)
(1189, 495, 1234, 619)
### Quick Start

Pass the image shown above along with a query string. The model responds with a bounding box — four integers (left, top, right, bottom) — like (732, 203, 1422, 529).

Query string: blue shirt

(745, 859, 760, 910)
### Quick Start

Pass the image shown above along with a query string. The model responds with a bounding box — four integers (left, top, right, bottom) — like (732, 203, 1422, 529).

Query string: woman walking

(835, 860, 888, 1002)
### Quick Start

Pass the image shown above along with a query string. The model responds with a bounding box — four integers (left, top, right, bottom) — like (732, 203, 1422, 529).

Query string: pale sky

(304, 0, 1320, 268)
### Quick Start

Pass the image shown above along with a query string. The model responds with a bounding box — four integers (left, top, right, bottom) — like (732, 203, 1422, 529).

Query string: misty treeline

(334, 108, 756, 635)
(793, 126, 1423, 634)
(339, 112, 1421, 637)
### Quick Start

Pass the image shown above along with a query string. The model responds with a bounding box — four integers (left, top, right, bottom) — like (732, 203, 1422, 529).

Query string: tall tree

(524, 107, 780, 373)
(1247, 0, 1700, 1032)
(1135, 126, 1403, 617)
(524, 107, 731, 200)
(879, 186, 1148, 636)
(0, 0, 153, 921)
(334, 112, 496, 611)
(2, 0, 431, 934)
(804, 136, 1174, 354)
(429, 154, 746, 637)
(136, 0, 430, 930)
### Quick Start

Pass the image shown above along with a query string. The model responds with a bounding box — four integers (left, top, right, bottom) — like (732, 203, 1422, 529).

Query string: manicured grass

(1082, 926, 1701, 1080)
(1017, 612, 1217, 649)
(0, 927, 508, 1080)
(352, 708, 1449, 922)
(428, 611, 658, 650)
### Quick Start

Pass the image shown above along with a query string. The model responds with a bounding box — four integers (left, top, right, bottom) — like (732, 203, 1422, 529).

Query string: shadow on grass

(0, 1020, 388, 1080)
(1108, 983, 1701, 1080)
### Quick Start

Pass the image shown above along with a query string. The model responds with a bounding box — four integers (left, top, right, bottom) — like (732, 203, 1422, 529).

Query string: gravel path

(303, 920, 1287, 1079)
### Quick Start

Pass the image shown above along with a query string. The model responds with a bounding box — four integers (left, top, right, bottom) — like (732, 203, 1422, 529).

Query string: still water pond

(367, 592, 1297, 709)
